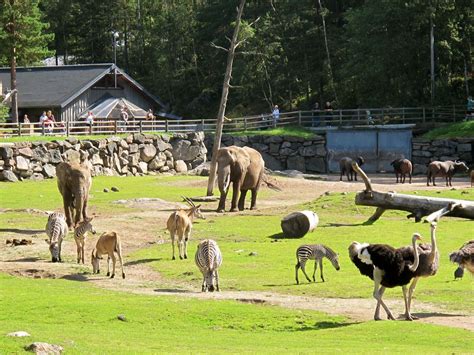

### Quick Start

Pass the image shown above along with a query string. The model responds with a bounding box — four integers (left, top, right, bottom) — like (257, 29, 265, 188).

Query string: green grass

(1, 273, 472, 353)
(423, 120, 474, 139)
(135, 191, 474, 310)
(0, 175, 207, 212)
(231, 125, 316, 139)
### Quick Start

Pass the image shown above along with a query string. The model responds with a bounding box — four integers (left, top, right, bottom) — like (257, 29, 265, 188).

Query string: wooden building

(0, 64, 169, 123)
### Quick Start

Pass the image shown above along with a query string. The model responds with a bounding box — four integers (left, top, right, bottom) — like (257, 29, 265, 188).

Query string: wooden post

(41, 124, 45, 136)
(165, 119, 169, 133)
(339, 110, 342, 126)
(453, 105, 456, 122)
(298, 111, 302, 126)
(422, 107, 426, 123)
(114, 120, 118, 135)
(201, 118, 205, 131)
(139, 120, 143, 134)
(66, 120, 70, 137)
(89, 124, 92, 135)
(402, 107, 405, 124)
(17, 121, 21, 136)
(244, 117, 247, 131)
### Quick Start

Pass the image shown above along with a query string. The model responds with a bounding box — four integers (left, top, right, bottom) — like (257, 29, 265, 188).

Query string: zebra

(195, 239, 223, 292)
(74, 217, 96, 264)
(45, 212, 68, 263)
(295, 244, 340, 284)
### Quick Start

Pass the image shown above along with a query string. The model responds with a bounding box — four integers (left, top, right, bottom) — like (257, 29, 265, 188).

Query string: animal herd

(338, 155, 470, 187)
(38, 145, 472, 321)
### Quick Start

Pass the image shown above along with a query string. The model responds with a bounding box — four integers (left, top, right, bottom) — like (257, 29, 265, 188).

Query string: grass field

(1, 274, 473, 353)
(0, 175, 473, 353)
(423, 120, 474, 139)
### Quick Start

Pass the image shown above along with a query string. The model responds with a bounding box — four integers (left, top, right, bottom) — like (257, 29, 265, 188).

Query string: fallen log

(352, 162, 474, 223)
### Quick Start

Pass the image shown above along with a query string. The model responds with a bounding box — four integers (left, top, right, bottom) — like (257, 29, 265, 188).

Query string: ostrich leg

(402, 285, 416, 321)
(373, 269, 395, 320)
(406, 277, 420, 320)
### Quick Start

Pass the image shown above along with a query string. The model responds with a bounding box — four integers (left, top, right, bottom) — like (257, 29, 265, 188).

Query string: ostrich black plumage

(449, 240, 474, 279)
(348, 233, 421, 321)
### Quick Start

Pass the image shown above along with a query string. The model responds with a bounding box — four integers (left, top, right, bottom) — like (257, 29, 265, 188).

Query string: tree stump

(281, 211, 319, 238)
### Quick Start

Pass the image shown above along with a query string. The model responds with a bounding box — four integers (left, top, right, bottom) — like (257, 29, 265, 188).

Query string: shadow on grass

(267, 232, 304, 240)
(288, 321, 357, 331)
(411, 312, 468, 319)
(61, 273, 90, 282)
(124, 258, 161, 266)
(6, 257, 41, 262)
(0, 228, 44, 235)
(322, 221, 374, 227)
(154, 288, 193, 294)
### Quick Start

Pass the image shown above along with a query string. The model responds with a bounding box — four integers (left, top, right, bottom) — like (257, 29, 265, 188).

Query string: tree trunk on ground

(352, 162, 474, 223)
(206, 0, 246, 196)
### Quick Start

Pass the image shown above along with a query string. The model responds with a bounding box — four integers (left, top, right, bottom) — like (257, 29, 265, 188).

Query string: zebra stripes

(195, 239, 223, 292)
(295, 244, 340, 284)
(74, 217, 96, 264)
(45, 212, 68, 263)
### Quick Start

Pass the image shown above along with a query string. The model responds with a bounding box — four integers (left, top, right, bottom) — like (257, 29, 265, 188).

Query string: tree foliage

(1, 0, 472, 118)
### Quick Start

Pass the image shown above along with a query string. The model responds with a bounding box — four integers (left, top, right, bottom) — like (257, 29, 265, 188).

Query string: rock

(25, 342, 63, 354)
(128, 153, 140, 167)
(248, 252, 258, 257)
(264, 136, 283, 144)
(0, 146, 13, 159)
(1, 170, 18, 182)
(129, 143, 139, 154)
(148, 157, 166, 171)
(305, 157, 326, 173)
(91, 154, 103, 165)
(133, 133, 146, 144)
(7, 331, 30, 337)
(31, 173, 44, 181)
(299, 146, 317, 157)
(111, 186, 119, 192)
(117, 314, 127, 322)
(155, 139, 172, 152)
(42, 164, 56, 178)
(286, 156, 306, 172)
(413, 164, 427, 175)
(15, 156, 30, 171)
(324, 191, 330, 196)
(281, 211, 319, 238)
(171, 140, 202, 161)
(159, 165, 170, 173)
(457, 143, 472, 153)
(261, 152, 283, 171)
(174, 160, 188, 173)
(48, 150, 62, 164)
(138, 161, 148, 174)
(18, 147, 34, 158)
(140, 144, 157, 162)
(119, 140, 129, 149)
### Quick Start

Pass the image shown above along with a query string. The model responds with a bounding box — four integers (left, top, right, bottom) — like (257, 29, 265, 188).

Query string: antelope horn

(182, 196, 195, 207)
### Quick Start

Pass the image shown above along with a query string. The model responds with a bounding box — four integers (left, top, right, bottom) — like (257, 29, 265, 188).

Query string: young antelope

(295, 244, 340, 284)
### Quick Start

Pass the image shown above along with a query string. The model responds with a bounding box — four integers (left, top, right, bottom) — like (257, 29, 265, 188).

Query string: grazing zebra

(195, 239, 223, 292)
(295, 244, 340, 284)
(45, 212, 68, 263)
(74, 217, 96, 264)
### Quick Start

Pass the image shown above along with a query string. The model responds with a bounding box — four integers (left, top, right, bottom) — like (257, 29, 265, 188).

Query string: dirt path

(1, 174, 473, 332)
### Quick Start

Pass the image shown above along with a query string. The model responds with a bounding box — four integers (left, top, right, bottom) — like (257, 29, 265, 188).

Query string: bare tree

(206, 0, 246, 196)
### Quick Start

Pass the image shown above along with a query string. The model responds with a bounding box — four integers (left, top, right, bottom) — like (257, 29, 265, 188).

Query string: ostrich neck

(409, 237, 420, 271)
(429, 226, 438, 262)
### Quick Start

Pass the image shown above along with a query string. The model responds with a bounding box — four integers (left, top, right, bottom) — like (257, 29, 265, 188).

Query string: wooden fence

(0, 105, 469, 138)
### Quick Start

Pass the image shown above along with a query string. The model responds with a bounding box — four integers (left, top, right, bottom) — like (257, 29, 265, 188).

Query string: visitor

(272, 105, 280, 126)
(312, 101, 320, 127)
(39, 111, 47, 127)
(146, 109, 154, 120)
(86, 111, 94, 132)
(120, 107, 129, 132)
(324, 101, 333, 125)
(467, 96, 474, 120)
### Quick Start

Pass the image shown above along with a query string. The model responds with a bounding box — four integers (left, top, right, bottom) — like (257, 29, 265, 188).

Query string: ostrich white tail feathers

(359, 248, 373, 265)
(350, 242, 372, 265)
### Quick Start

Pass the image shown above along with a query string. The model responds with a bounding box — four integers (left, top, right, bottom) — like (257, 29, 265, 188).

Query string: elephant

(216, 146, 265, 213)
(56, 161, 92, 228)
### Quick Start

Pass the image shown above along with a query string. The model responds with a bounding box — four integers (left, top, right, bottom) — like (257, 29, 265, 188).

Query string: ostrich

(348, 233, 421, 321)
(449, 240, 474, 279)
(399, 222, 439, 320)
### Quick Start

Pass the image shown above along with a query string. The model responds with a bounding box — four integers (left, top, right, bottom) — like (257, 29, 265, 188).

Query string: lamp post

(112, 31, 119, 88)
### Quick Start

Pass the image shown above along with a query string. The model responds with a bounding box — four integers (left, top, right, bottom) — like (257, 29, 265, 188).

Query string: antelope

(167, 196, 205, 260)
(91, 231, 125, 279)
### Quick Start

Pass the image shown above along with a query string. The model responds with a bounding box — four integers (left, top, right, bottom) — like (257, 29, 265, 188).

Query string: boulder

(299, 146, 317, 157)
(261, 152, 283, 171)
(155, 139, 172, 152)
(0, 170, 18, 182)
(413, 164, 427, 175)
(31, 173, 44, 181)
(0, 146, 13, 160)
(286, 156, 306, 172)
(43, 164, 56, 178)
(25, 342, 63, 355)
(138, 161, 148, 174)
(15, 156, 30, 171)
(129, 143, 139, 154)
(174, 160, 188, 173)
(148, 157, 166, 171)
(171, 140, 202, 161)
(140, 144, 157, 162)
(106, 142, 117, 155)
(7, 331, 30, 337)
(91, 154, 103, 165)
(306, 157, 326, 173)
(18, 147, 34, 158)
(133, 133, 146, 144)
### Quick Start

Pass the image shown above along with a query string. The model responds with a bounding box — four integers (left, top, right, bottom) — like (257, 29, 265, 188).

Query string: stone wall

(412, 137, 473, 174)
(205, 134, 327, 173)
(0, 132, 207, 182)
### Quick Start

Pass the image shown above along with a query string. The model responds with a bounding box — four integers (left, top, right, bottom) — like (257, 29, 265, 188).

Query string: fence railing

(0, 105, 469, 138)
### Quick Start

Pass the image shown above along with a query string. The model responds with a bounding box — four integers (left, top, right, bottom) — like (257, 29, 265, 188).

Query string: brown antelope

(167, 196, 205, 260)
(91, 231, 125, 279)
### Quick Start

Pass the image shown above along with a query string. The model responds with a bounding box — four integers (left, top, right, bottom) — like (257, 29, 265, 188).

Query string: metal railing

(0, 105, 468, 138)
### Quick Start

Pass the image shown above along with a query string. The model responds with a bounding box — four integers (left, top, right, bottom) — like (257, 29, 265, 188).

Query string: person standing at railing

(324, 101, 333, 125)
(272, 105, 280, 126)
(22, 114, 33, 135)
(86, 111, 95, 133)
(120, 107, 129, 132)
(467, 96, 474, 120)
(312, 102, 320, 127)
